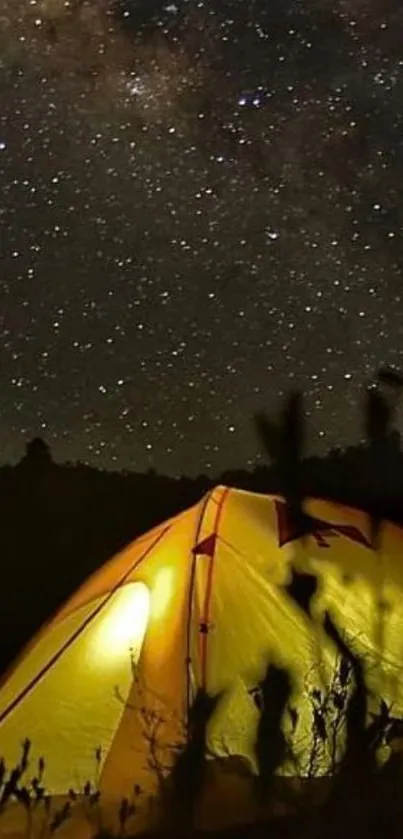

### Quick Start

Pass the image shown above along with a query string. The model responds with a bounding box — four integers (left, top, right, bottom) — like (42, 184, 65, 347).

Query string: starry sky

(1, 0, 403, 476)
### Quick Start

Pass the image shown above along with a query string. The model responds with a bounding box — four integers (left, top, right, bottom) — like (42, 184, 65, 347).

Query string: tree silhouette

(363, 366, 403, 548)
(255, 390, 308, 542)
(20, 437, 53, 470)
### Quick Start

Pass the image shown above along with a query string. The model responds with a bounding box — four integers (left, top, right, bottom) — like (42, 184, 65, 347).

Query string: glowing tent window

(91, 582, 150, 664)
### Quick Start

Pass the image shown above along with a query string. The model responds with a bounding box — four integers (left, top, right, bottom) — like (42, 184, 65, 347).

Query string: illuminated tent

(1, 485, 403, 833)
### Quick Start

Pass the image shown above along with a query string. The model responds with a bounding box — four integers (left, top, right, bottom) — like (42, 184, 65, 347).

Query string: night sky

(1, 0, 403, 476)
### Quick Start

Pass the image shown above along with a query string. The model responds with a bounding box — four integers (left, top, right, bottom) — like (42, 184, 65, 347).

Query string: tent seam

(184, 486, 216, 729)
(0, 524, 171, 727)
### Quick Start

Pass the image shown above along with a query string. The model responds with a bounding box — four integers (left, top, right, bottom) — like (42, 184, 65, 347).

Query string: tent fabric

(1, 486, 403, 820)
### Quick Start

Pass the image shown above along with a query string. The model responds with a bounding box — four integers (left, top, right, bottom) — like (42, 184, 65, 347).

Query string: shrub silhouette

(253, 663, 291, 808)
(163, 688, 222, 831)
(0, 740, 72, 837)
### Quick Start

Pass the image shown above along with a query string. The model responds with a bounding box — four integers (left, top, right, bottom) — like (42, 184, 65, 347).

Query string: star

(0, 0, 402, 475)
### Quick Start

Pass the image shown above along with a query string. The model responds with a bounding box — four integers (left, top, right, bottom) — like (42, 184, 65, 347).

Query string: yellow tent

(1, 485, 403, 834)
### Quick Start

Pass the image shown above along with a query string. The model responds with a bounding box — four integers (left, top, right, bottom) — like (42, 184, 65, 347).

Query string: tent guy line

(197, 486, 229, 689)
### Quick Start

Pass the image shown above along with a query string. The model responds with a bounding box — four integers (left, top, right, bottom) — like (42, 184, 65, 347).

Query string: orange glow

(91, 582, 150, 662)
(150, 566, 176, 620)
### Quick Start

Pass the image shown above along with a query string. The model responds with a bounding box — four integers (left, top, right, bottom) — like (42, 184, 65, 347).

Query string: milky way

(1, 0, 403, 475)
